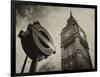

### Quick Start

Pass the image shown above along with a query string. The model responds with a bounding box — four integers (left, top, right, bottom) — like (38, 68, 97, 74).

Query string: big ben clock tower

(61, 12, 93, 71)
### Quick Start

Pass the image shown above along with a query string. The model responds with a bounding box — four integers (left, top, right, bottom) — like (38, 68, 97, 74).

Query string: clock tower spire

(70, 11, 72, 17)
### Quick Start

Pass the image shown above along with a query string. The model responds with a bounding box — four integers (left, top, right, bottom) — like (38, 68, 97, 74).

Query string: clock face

(80, 30, 84, 38)
(64, 29, 72, 38)
(65, 32, 69, 37)
(79, 27, 86, 40)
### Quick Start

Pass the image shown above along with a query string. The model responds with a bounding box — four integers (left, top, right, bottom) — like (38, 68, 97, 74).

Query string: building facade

(61, 12, 93, 71)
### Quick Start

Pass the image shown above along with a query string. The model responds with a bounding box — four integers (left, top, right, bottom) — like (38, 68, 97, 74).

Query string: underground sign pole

(18, 21, 56, 73)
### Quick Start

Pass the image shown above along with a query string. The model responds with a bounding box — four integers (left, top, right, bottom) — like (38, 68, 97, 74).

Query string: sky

(16, 4, 95, 73)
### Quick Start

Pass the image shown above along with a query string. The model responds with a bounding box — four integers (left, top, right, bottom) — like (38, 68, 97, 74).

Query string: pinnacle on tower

(70, 11, 72, 17)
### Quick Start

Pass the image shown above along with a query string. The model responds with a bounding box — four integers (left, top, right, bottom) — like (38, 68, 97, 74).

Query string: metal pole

(29, 54, 39, 73)
(21, 55, 28, 73)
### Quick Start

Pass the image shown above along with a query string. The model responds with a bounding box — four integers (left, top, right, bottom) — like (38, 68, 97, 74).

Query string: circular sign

(31, 22, 56, 56)
(19, 21, 56, 59)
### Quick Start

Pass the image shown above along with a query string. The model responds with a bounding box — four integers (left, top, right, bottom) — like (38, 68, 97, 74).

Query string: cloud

(37, 61, 58, 72)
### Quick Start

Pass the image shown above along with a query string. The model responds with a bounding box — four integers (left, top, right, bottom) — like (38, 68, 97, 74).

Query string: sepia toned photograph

(11, 1, 97, 76)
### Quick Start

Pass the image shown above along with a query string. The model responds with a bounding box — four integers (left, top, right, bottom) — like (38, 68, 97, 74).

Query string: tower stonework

(61, 12, 93, 71)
